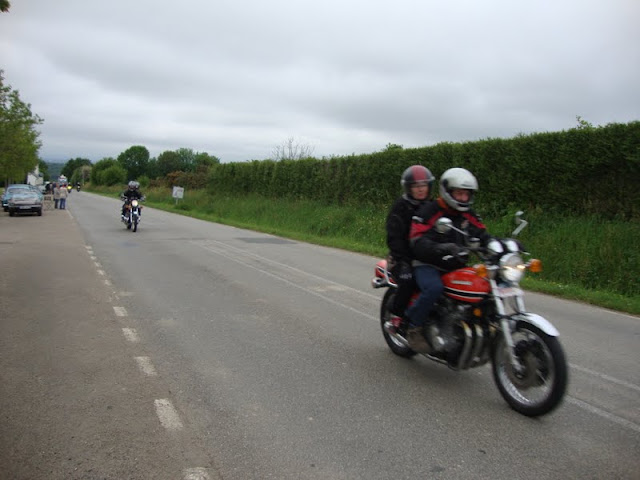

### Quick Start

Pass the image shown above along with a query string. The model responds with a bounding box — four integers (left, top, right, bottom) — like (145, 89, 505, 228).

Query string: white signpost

(172, 186, 184, 205)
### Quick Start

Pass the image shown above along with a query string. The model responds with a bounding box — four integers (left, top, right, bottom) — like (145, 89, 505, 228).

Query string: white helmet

(439, 167, 478, 212)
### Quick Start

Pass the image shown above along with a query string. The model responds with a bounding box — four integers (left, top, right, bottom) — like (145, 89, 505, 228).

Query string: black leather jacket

(122, 189, 144, 201)
(385, 194, 426, 266)
(409, 197, 490, 271)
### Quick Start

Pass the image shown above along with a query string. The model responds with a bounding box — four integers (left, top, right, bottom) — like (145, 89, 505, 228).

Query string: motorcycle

(372, 212, 568, 417)
(121, 196, 144, 232)
(76, 184, 81, 192)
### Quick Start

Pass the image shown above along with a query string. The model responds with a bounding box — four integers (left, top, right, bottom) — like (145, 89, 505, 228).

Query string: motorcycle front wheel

(492, 323, 568, 417)
(380, 289, 416, 358)
(133, 216, 138, 232)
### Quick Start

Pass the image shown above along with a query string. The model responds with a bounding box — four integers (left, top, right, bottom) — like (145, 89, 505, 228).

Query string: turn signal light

(473, 264, 488, 278)
(528, 259, 542, 273)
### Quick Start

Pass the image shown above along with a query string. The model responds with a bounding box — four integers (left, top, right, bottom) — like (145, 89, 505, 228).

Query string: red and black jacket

(409, 198, 489, 271)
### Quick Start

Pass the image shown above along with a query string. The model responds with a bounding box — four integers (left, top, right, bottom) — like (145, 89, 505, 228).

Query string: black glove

(441, 245, 469, 271)
(390, 260, 413, 282)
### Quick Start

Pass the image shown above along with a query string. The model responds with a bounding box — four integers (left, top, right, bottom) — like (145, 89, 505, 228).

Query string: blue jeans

(405, 265, 443, 327)
(59, 198, 66, 209)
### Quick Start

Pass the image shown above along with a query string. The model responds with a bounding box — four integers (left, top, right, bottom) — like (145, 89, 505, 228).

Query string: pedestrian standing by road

(53, 183, 60, 209)
(58, 184, 68, 209)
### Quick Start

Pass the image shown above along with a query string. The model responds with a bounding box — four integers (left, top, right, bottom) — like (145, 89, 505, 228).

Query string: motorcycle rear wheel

(492, 323, 568, 417)
(380, 289, 416, 358)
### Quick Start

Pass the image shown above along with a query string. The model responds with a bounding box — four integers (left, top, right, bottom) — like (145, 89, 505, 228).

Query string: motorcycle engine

(434, 298, 473, 352)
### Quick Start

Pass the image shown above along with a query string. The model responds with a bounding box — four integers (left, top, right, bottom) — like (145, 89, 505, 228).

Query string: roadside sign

(172, 186, 184, 199)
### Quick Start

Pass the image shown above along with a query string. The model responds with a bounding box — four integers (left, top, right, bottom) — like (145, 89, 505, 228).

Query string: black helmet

(400, 165, 435, 198)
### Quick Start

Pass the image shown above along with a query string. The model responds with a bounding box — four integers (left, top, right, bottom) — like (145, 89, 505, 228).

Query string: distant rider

(385, 165, 435, 328)
(405, 167, 491, 353)
(121, 181, 144, 218)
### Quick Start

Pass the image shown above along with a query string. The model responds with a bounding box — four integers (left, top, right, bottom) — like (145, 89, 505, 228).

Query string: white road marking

(104, 279, 111, 286)
(194, 241, 377, 321)
(113, 306, 128, 317)
(122, 328, 139, 343)
(567, 396, 640, 434)
(97, 269, 106, 276)
(154, 399, 183, 431)
(94, 261, 102, 268)
(570, 363, 640, 393)
(134, 356, 157, 376)
(183, 468, 210, 480)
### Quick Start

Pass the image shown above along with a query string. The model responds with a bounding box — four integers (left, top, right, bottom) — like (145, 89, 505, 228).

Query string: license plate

(19, 206, 32, 209)
(496, 287, 522, 298)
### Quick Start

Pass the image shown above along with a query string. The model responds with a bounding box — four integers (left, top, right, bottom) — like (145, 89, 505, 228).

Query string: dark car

(7, 190, 43, 216)
(2, 184, 32, 212)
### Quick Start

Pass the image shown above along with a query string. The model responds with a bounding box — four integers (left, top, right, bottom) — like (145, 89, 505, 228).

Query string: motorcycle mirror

(514, 211, 524, 224)
(512, 211, 528, 236)
(435, 217, 453, 234)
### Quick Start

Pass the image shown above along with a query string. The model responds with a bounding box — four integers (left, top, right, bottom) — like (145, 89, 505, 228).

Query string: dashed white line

(122, 328, 139, 343)
(113, 306, 128, 317)
(154, 399, 184, 431)
(134, 356, 157, 376)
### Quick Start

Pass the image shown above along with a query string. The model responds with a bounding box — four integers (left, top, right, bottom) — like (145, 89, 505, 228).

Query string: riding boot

(406, 326, 431, 353)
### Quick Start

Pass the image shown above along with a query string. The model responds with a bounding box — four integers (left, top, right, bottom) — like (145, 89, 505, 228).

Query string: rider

(385, 165, 435, 329)
(121, 181, 144, 218)
(405, 167, 490, 353)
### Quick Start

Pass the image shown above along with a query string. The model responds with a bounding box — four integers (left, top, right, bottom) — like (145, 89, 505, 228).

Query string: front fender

(514, 313, 560, 337)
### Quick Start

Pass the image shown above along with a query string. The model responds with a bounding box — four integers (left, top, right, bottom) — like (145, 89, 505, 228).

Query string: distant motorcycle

(76, 184, 81, 192)
(120, 196, 144, 232)
(372, 212, 568, 417)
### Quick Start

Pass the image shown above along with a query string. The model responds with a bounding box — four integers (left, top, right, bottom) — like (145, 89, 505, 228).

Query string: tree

(38, 159, 49, 181)
(194, 151, 220, 172)
(271, 137, 315, 161)
(0, 70, 43, 185)
(117, 145, 149, 180)
(90, 157, 117, 185)
(156, 150, 183, 177)
(62, 157, 91, 178)
(1, 1, 11, 13)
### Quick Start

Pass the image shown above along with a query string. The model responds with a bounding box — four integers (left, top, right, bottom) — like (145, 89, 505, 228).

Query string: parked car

(2, 184, 32, 212)
(7, 190, 43, 216)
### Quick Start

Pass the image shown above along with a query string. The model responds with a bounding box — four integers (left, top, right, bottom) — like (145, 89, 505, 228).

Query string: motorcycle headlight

(503, 239, 520, 252)
(131, 200, 139, 207)
(487, 239, 504, 255)
(499, 253, 526, 284)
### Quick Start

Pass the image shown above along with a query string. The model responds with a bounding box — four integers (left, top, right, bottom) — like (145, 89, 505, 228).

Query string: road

(1, 191, 638, 479)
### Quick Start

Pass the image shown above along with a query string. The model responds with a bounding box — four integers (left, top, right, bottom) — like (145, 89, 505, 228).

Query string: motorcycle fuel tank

(442, 268, 490, 303)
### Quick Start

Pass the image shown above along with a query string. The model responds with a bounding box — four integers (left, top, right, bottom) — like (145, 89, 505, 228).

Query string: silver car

(8, 190, 43, 216)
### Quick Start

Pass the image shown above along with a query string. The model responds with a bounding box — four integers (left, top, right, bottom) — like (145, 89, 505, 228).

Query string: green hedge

(208, 121, 640, 220)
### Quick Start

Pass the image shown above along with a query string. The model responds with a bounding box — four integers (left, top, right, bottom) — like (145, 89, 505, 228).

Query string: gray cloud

(1, 0, 638, 163)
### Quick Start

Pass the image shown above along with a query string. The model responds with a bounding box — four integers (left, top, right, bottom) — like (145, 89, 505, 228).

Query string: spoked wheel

(492, 323, 568, 417)
(380, 289, 416, 358)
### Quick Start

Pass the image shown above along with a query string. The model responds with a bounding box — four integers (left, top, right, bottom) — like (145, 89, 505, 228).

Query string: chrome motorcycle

(372, 212, 568, 417)
(121, 197, 144, 232)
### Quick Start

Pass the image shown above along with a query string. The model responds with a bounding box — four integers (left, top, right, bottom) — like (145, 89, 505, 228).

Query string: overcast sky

(1, 0, 638, 164)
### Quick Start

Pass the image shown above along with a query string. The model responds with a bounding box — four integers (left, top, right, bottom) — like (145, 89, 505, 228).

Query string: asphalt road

(1, 192, 638, 480)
